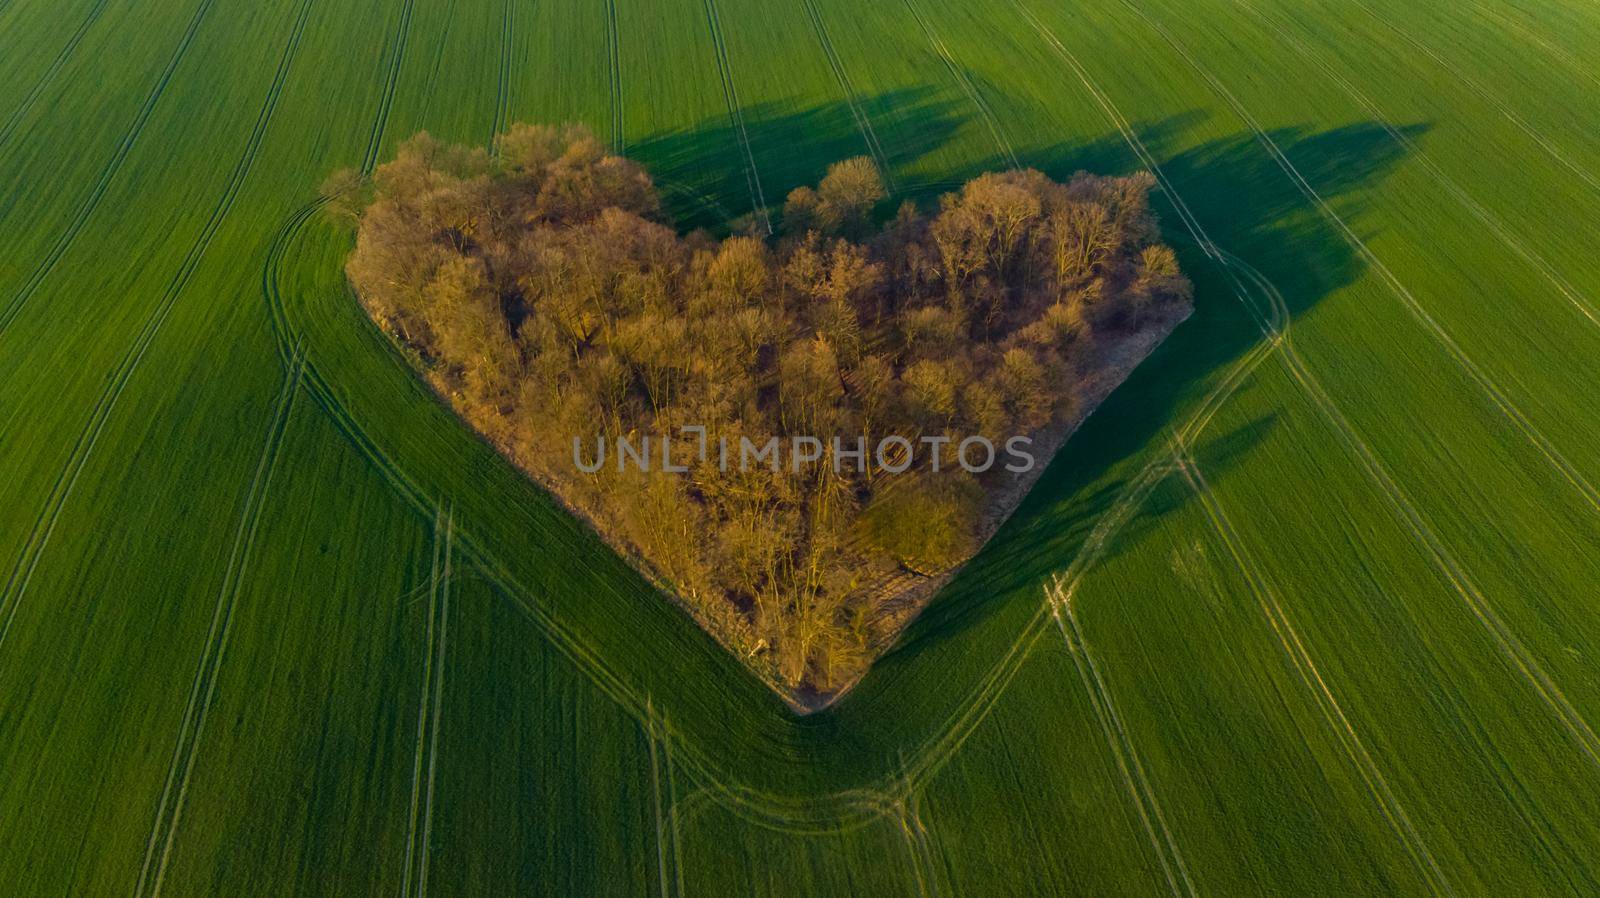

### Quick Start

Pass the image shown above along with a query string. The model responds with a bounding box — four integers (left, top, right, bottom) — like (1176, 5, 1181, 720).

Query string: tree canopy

(338, 124, 1191, 703)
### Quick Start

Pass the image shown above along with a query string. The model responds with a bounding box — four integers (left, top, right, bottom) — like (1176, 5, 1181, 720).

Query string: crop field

(2, 0, 1599, 893)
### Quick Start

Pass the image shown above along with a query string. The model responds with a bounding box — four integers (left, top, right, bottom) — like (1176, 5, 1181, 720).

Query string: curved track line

(0, 0, 317, 660)
(1236, 0, 1600, 330)
(701, 0, 771, 232)
(0, 0, 112, 152)
(136, 348, 303, 898)
(1345, 0, 1600, 197)
(901, 0, 1018, 169)
(1175, 447, 1454, 897)
(1120, 0, 1600, 516)
(899, 793, 941, 898)
(798, 0, 895, 191)
(0, 0, 219, 339)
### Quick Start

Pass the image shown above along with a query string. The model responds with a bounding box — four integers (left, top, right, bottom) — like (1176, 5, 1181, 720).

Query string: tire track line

(1236, 0, 1600, 330)
(700, 0, 771, 232)
(360, 0, 416, 175)
(1343, 0, 1600, 196)
(646, 699, 673, 898)
(0, 0, 113, 151)
(1120, 0, 1600, 516)
(489, 0, 515, 151)
(1224, 251, 1600, 770)
(898, 793, 940, 898)
(605, 0, 624, 153)
(1100, 0, 1600, 766)
(1052, 589, 1195, 898)
(400, 504, 447, 898)
(414, 0, 458, 127)
(411, 505, 452, 898)
(1174, 446, 1454, 897)
(0, 0, 317, 659)
(663, 711, 686, 898)
(0, 0, 219, 339)
(895, 293, 1274, 792)
(135, 346, 304, 898)
(798, 0, 895, 191)
(901, 0, 1018, 169)
(1023, 0, 1600, 824)
(1468, 1, 1600, 94)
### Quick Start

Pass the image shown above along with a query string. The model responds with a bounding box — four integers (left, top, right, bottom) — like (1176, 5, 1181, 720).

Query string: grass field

(3, 0, 1600, 893)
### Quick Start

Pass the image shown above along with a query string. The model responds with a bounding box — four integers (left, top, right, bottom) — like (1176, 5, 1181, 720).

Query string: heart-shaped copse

(331, 123, 1191, 709)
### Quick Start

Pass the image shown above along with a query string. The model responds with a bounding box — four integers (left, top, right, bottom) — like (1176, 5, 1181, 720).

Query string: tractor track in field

(604, 0, 624, 153)
(700, 0, 771, 232)
(1237, 0, 1600, 330)
(415, 0, 457, 127)
(1054, 593, 1195, 898)
(897, 793, 941, 898)
(798, 0, 894, 191)
(901, 0, 1018, 169)
(1468, 2, 1600, 93)
(1120, 0, 1600, 516)
(645, 699, 684, 898)
(1346, 0, 1600, 197)
(0, 0, 218, 340)
(133, 345, 303, 898)
(1224, 251, 1600, 772)
(663, 714, 685, 898)
(360, 0, 416, 174)
(401, 503, 451, 898)
(1015, 0, 1600, 841)
(417, 508, 451, 898)
(1108, 0, 1600, 769)
(850, 785, 942, 897)
(0, 0, 316, 661)
(0, 0, 113, 152)
(490, 0, 515, 151)
(1174, 447, 1456, 897)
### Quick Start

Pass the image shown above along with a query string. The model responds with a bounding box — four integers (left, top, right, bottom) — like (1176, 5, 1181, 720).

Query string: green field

(3, 0, 1600, 893)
